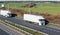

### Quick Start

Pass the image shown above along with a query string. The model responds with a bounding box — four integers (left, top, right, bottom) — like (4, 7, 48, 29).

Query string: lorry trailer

(0, 10, 11, 17)
(23, 14, 45, 25)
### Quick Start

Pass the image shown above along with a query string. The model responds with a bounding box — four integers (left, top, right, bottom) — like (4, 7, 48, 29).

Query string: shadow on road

(45, 19, 49, 25)
(11, 14, 17, 17)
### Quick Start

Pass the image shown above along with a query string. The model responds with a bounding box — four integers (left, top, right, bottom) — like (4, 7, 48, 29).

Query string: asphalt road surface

(0, 21, 25, 35)
(0, 29, 9, 35)
(0, 15, 60, 35)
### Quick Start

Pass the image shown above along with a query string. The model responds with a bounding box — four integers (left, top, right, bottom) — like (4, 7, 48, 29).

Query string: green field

(0, 2, 60, 15)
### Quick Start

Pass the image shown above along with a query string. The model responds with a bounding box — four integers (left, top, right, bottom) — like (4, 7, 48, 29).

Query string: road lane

(0, 21, 25, 35)
(0, 29, 9, 35)
(0, 15, 60, 35)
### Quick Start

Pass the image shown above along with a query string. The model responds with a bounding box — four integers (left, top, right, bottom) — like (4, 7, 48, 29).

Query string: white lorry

(23, 14, 45, 25)
(0, 10, 11, 17)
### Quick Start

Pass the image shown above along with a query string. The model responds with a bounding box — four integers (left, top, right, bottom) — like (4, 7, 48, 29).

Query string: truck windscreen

(39, 19, 45, 21)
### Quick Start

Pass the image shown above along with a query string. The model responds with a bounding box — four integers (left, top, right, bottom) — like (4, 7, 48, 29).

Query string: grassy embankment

(0, 2, 60, 15)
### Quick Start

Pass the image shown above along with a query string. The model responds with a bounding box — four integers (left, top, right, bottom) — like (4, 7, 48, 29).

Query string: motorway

(0, 15, 60, 35)
(0, 20, 25, 35)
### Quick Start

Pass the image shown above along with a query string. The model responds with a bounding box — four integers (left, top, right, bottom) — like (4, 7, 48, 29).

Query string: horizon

(0, 0, 60, 1)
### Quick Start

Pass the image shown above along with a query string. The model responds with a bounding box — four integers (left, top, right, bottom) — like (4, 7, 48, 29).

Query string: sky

(0, 0, 60, 1)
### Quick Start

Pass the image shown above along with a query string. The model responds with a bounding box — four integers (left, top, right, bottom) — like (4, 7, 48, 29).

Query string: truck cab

(39, 19, 45, 25)
(5, 13, 12, 17)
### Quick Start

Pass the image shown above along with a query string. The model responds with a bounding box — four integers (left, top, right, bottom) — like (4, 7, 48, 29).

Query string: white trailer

(0, 10, 11, 17)
(23, 14, 45, 25)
